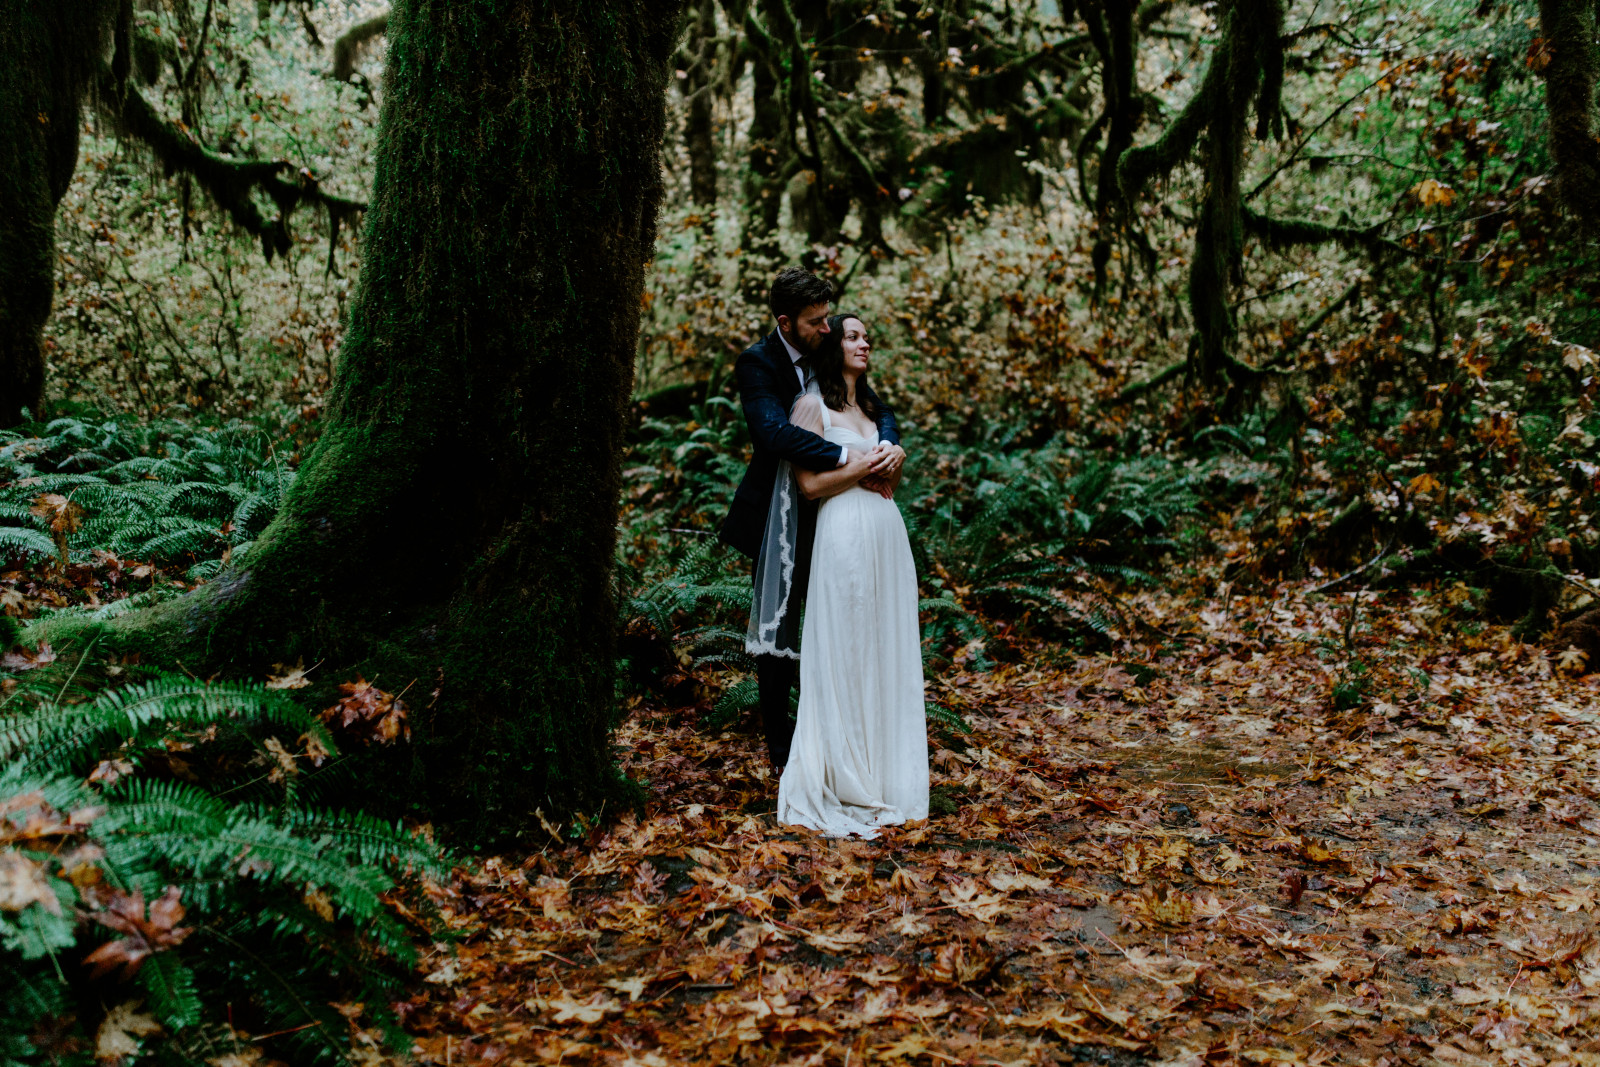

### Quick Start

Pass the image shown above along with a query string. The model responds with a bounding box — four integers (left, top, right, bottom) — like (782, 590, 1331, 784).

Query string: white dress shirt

(777, 325, 849, 467)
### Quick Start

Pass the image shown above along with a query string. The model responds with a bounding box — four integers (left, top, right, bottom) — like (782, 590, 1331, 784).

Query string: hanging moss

(62, 0, 687, 838)
(1116, 0, 1286, 387)
(1085, 0, 1142, 300)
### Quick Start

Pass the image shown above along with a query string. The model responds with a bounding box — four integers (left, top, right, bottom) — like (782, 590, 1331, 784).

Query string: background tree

(1537, 0, 1600, 227)
(0, 2, 113, 425)
(0, 0, 368, 424)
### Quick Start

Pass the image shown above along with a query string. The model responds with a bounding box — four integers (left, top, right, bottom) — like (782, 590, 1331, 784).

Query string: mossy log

(80, 0, 684, 834)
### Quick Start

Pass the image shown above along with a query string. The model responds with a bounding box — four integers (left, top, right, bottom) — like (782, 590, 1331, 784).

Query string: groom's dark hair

(769, 266, 834, 323)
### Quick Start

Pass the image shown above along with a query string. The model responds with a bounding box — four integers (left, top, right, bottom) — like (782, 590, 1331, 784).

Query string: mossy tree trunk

(738, 14, 789, 301)
(1538, 0, 1600, 226)
(0, 1, 113, 427)
(121, 0, 684, 830)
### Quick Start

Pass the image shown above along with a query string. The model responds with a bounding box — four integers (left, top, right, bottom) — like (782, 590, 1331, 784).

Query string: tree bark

(1086, 0, 1141, 300)
(1538, 0, 1600, 226)
(109, 0, 684, 830)
(0, 1, 113, 427)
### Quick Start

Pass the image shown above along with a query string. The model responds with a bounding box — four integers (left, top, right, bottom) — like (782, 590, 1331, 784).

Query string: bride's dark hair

(805, 313, 879, 419)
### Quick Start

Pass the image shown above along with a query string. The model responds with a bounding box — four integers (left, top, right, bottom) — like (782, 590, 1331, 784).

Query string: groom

(720, 266, 905, 773)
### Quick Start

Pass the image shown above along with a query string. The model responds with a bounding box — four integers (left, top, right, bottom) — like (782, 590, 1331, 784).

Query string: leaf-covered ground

(382, 587, 1600, 1067)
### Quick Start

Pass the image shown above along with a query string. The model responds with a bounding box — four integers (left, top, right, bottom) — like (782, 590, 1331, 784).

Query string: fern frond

(0, 527, 57, 563)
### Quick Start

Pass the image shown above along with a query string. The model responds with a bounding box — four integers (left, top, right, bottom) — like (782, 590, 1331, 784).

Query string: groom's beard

(783, 327, 823, 356)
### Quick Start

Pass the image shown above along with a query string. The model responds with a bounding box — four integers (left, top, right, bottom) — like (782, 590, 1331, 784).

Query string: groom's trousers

(755, 652, 798, 768)
(754, 506, 815, 769)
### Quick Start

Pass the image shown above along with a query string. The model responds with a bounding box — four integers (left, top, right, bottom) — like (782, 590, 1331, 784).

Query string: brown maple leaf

(1281, 871, 1307, 907)
(1, 642, 58, 673)
(83, 885, 193, 980)
(0, 851, 61, 914)
(30, 493, 82, 536)
(319, 678, 410, 744)
(30, 494, 82, 570)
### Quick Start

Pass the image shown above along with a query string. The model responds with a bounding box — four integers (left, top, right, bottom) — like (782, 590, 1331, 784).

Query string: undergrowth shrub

(0, 660, 446, 1067)
(900, 439, 1204, 667)
(615, 407, 1206, 702)
(0, 414, 292, 585)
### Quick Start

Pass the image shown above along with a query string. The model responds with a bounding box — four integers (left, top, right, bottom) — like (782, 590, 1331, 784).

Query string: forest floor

(383, 586, 1600, 1067)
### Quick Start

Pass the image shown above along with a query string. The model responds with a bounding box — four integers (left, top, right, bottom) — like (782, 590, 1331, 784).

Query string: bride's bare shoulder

(790, 394, 825, 429)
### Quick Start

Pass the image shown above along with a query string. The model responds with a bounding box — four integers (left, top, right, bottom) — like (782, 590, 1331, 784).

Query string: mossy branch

(1117, 359, 1187, 400)
(1135, 0, 1177, 30)
(330, 9, 390, 82)
(94, 70, 366, 266)
(1116, 34, 1227, 197)
(1241, 205, 1400, 256)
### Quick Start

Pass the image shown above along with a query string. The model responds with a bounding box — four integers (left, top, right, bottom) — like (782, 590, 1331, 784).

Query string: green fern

(706, 677, 760, 729)
(0, 527, 55, 565)
(0, 665, 446, 1066)
(0, 414, 294, 582)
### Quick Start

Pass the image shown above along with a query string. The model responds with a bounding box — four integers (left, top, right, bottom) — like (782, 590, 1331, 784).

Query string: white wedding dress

(776, 397, 929, 837)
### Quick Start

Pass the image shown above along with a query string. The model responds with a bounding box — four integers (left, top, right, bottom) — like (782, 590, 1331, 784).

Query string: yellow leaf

(96, 1002, 161, 1062)
(1407, 472, 1442, 496)
(302, 884, 334, 922)
(604, 976, 650, 1001)
(1411, 178, 1456, 207)
(987, 871, 1051, 893)
(0, 851, 60, 914)
(1564, 344, 1598, 371)
(538, 993, 621, 1024)
(266, 659, 314, 689)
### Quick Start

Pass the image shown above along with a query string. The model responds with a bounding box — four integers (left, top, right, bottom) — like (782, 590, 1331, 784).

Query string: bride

(772, 314, 929, 837)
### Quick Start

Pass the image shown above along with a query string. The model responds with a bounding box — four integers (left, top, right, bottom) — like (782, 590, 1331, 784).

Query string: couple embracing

(719, 267, 929, 838)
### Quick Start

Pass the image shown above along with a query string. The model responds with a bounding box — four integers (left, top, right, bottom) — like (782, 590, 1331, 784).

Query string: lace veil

(744, 382, 820, 659)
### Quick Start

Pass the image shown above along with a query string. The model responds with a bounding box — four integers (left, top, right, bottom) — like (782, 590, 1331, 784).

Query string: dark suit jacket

(719, 329, 900, 560)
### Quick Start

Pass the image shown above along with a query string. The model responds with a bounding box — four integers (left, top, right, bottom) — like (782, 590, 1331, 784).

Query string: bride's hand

(868, 443, 906, 477)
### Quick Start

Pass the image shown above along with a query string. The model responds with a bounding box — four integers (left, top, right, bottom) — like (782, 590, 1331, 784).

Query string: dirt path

(389, 589, 1600, 1067)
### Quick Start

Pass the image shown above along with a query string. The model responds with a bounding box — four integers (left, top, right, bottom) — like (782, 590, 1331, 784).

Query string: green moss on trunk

(0, 1, 112, 427)
(96, 0, 684, 833)
(1538, 0, 1600, 225)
